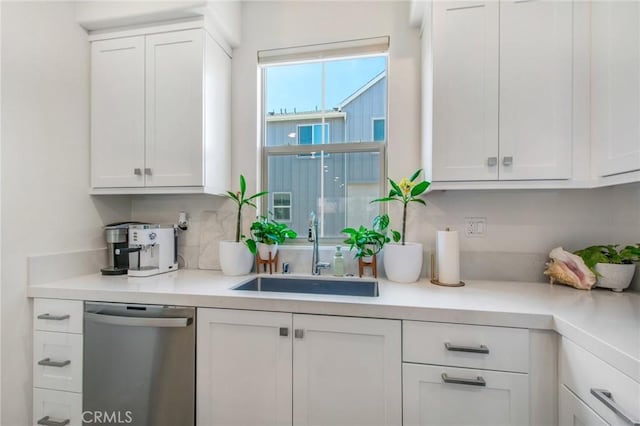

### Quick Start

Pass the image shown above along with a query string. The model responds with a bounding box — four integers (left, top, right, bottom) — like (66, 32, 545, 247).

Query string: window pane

(273, 192, 291, 206)
(298, 125, 313, 145)
(326, 56, 386, 143)
(373, 119, 385, 141)
(267, 151, 380, 238)
(273, 207, 291, 221)
(265, 62, 322, 147)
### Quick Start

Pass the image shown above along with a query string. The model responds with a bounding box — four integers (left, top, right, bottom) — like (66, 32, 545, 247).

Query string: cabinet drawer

(34, 299, 83, 334)
(559, 384, 608, 426)
(560, 338, 639, 426)
(34, 331, 82, 393)
(33, 388, 82, 426)
(403, 363, 529, 426)
(403, 321, 529, 373)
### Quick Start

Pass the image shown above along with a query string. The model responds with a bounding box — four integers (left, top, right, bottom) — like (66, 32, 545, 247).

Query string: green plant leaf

(370, 197, 399, 204)
(409, 169, 422, 182)
(391, 230, 401, 242)
(239, 174, 247, 199)
(389, 178, 402, 197)
(225, 191, 239, 202)
(245, 239, 257, 255)
(410, 181, 430, 197)
(409, 198, 426, 206)
(245, 191, 269, 202)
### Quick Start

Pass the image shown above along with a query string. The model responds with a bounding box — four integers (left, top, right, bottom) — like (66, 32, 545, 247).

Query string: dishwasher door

(83, 302, 195, 426)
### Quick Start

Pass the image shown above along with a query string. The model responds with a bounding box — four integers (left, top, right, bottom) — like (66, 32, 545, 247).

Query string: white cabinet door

(403, 363, 529, 426)
(292, 315, 401, 426)
(559, 385, 609, 426)
(196, 308, 292, 426)
(432, 1, 499, 181)
(145, 29, 204, 187)
(499, 0, 572, 180)
(91, 36, 145, 188)
(592, 2, 640, 177)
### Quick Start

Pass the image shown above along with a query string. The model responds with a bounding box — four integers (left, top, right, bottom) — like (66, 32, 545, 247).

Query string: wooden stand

(257, 252, 279, 274)
(358, 255, 377, 278)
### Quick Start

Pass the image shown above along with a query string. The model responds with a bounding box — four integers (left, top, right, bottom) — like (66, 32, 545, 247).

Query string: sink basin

(233, 276, 379, 297)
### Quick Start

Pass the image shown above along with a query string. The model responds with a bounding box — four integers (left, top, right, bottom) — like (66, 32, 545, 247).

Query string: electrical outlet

(464, 217, 486, 237)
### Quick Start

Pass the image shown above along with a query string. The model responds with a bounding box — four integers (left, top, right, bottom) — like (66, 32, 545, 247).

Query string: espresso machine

(117, 224, 178, 277)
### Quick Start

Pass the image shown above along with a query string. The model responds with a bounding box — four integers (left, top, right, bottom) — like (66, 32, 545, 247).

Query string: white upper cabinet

(432, 1, 499, 181)
(91, 36, 145, 188)
(429, 0, 574, 184)
(591, 2, 640, 178)
(90, 23, 231, 194)
(499, 0, 573, 180)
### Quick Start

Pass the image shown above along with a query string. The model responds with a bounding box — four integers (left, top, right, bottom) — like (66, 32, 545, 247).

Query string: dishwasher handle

(85, 312, 193, 328)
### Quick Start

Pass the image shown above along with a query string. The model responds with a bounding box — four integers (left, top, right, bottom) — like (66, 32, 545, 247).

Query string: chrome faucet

(308, 211, 330, 275)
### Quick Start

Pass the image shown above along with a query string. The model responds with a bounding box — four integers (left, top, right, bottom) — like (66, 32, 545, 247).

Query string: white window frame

(259, 51, 389, 241)
(271, 192, 292, 223)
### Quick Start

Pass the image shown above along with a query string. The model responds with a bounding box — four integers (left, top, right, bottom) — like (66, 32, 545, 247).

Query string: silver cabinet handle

(37, 416, 70, 426)
(591, 388, 640, 426)
(445, 342, 490, 354)
(85, 312, 192, 328)
(37, 358, 71, 368)
(144, 168, 152, 175)
(487, 157, 497, 167)
(279, 327, 289, 337)
(441, 373, 486, 387)
(503, 156, 513, 166)
(37, 313, 70, 321)
(294, 329, 304, 339)
(134, 168, 142, 175)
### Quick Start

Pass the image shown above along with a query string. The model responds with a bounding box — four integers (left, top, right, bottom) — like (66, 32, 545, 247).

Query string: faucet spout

(309, 211, 328, 275)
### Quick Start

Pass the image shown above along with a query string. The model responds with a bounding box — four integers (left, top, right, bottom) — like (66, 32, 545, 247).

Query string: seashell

(543, 247, 596, 290)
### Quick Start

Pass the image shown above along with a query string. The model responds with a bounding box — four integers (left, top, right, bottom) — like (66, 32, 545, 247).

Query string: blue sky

(265, 56, 386, 113)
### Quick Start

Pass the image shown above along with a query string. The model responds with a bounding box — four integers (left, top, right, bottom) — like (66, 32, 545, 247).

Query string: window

(372, 118, 385, 142)
(298, 123, 329, 145)
(261, 38, 388, 240)
(272, 192, 292, 222)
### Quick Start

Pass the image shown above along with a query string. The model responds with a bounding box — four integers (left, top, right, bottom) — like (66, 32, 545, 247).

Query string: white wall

(0, 2, 130, 424)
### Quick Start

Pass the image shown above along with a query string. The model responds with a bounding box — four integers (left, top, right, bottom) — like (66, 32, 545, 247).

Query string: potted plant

(371, 169, 430, 283)
(247, 215, 297, 261)
(574, 244, 640, 292)
(219, 175, 268, 276)
(342, 214, 394, 258)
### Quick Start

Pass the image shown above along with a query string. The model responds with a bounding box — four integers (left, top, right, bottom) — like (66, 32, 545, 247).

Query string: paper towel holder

(430, 253, 465, 287)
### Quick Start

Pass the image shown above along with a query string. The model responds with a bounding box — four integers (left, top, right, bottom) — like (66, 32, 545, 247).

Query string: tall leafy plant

(224, 175, 268, 243)
(371, 169, 430, 245)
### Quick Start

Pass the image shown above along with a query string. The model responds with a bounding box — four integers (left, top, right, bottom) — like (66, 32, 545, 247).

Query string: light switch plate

(464, 217, 486, 237)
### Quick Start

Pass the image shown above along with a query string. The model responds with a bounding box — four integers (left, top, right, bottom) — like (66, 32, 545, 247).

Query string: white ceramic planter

(383, 242, 423, 283)
(219, 240, 254, 276)
(257, 242, 278, 261)
(595, 263, 636, 292)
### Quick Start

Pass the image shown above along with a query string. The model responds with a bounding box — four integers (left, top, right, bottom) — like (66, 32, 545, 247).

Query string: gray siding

(342, 77, 386, 142)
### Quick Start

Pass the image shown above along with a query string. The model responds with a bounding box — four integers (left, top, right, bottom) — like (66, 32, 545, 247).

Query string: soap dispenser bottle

(333, 246, 345, 276)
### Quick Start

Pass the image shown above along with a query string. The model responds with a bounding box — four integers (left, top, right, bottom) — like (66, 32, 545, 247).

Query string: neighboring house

(265, 72, 386, 236)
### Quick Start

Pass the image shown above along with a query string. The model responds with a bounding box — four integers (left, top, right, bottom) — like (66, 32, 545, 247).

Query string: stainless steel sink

(232, 276, 379, 297)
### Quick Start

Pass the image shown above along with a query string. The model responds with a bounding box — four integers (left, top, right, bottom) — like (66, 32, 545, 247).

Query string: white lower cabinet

(196, 308, 401, 426)
(559, 385, 609, 426)
(403, 363, 529, 426)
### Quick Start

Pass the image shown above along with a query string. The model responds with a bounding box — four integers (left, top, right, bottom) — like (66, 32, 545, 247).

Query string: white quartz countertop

(28, 270, 640, 382)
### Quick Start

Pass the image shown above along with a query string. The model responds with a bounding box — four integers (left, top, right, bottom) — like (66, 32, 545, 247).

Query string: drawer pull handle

(591, 388, 640, 426)
(37, 313, 70, 321)
(37, 358, 71, 368)
(442, 373, 486, 387)
(279, 327, 289, 337)
(445, 342, 490, 354)
(294, 329, 304, 339)
(37, 416, 70, 426)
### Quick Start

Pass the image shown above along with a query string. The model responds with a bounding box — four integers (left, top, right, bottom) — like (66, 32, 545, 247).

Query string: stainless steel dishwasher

(83, 302, 195, 426)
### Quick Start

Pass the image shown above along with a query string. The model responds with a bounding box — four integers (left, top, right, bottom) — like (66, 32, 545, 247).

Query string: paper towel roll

(437, 230, 460, 284)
